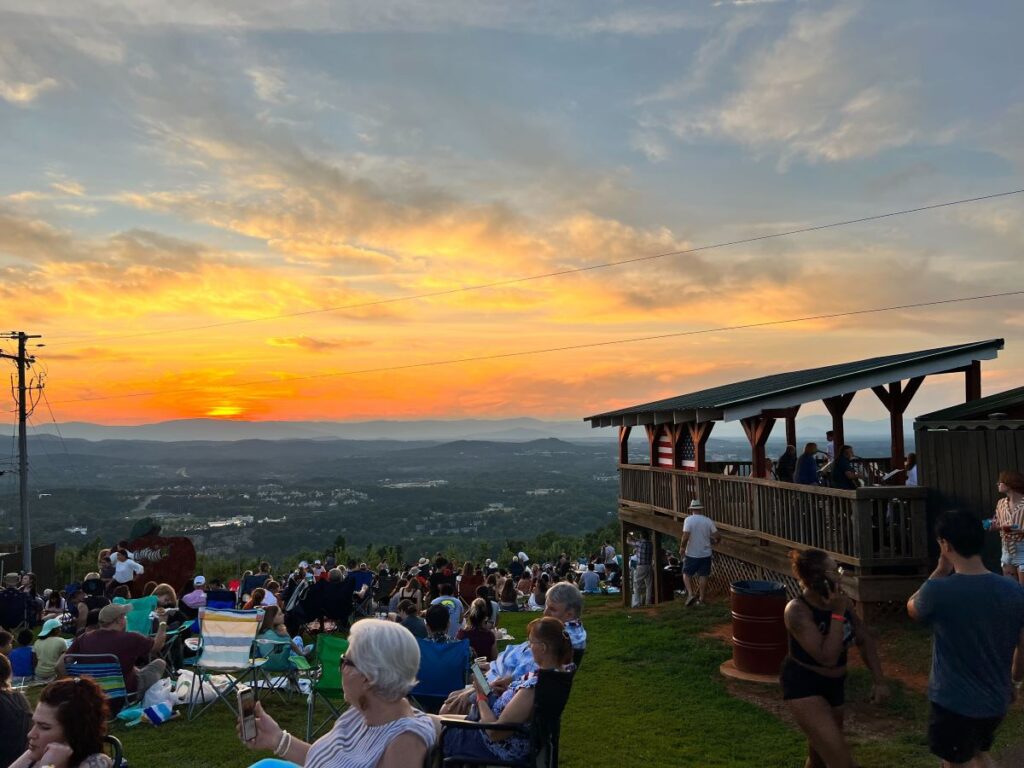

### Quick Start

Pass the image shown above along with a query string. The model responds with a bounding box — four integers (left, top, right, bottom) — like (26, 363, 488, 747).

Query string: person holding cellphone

(240, 619, 437, 768)
(781, 549, 888, 768)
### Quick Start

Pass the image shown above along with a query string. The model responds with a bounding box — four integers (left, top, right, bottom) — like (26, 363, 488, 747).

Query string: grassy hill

(48, 595, 1023, 767)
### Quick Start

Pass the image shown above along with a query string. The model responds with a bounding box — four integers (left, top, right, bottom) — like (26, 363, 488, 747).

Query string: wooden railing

(618, 464, 928, 567)
(704, 457, 893, 482)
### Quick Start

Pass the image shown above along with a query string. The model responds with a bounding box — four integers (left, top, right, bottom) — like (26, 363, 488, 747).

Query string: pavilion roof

(915, 383, 1024, 424)
(585, 338, 1004, 428)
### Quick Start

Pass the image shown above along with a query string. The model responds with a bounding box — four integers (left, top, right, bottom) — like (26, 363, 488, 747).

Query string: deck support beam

(871, 376, 925, 470)
(823, 392, 856, 455)
(686, 421, 715, 471)
(965, 360, 982, 402)
(740, 415, 776, 478)
(617, 426, 632, 466)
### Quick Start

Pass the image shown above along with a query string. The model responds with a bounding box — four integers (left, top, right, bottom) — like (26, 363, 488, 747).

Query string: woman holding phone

(240, 618, 437, 768)
(441, 616, 574, 764)
(781, 549, 888, 768)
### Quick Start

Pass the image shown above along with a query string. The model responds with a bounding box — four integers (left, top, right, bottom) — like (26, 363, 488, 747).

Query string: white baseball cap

(193, 575, 206, 586)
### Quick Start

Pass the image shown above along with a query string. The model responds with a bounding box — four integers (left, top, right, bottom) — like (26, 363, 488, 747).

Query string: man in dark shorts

(679, 499, 720, 606)
(908, 510, 1024, 767)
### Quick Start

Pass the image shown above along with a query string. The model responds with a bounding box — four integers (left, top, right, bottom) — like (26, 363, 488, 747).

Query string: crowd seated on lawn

(1, 549, 595, 765)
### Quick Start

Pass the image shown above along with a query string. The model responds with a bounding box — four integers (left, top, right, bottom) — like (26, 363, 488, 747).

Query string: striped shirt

(996, 497, 1024, 557)
(304, 707, 437, 768)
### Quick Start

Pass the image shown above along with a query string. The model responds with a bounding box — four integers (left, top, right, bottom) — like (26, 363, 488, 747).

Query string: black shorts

(682, 556, 712, 577)
(780, 656, 845, 708)
(928, 702, 1004, 763)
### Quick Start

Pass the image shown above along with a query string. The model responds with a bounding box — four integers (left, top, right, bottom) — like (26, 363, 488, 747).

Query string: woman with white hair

(243, 619, 438, 768)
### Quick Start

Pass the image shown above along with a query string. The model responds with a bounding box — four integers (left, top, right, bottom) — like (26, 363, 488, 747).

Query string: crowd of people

(3, 468, 1024, 767)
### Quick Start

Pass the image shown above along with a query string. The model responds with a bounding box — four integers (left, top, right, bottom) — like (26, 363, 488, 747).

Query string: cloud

(49, 179, 86, 197)
(0, 76, 58, 103)
(654, 5, 957, 167)
(267, 335, 367, 352)
(581, 9, 704, 36)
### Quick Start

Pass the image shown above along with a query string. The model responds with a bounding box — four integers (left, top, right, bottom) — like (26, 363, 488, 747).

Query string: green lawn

(55, 596, 1022, 767)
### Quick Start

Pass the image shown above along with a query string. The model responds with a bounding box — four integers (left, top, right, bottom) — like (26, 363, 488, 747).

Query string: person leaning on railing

(781, 549, 888, 768)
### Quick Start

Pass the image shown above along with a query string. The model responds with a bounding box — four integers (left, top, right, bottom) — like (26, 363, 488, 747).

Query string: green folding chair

(305, 634, 348, 742)
(113, 595, 159, 635)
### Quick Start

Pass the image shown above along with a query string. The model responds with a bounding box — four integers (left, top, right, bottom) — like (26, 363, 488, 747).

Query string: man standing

(629, 531, 653, 607)
(825, 430, 836, 460)
(679, 499, 721, 606)
(60, 603, 168, 700)
(776, 445, 797, 483)
(908, 510, 1024, 768)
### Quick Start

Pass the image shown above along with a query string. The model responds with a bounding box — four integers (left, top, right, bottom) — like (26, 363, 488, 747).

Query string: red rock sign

(126, 535, 197, 597)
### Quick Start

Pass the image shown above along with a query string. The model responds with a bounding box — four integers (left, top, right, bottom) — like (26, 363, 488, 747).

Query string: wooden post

(740, 415, 776, 478)
(687, 421, 715, 471)
(645, 424, 661, 466)
(823, 393, 856, 454)
(618, 426, 631, 465)
(764, 405, 800, 450)
(965, 360, 982, 402)
(871, 376, 924, 470)
(652, 533, 664, 605)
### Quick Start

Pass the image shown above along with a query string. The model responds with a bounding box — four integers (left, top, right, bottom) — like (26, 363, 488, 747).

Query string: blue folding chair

(409, 638, 470, 714)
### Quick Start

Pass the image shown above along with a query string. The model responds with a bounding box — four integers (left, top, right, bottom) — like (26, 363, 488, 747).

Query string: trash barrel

(730, 580, 788, 676)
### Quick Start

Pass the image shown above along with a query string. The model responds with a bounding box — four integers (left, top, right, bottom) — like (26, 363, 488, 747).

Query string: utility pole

(1, 331, 41, 572)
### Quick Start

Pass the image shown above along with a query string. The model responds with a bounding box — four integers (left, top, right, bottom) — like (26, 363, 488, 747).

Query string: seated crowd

(0, 547, 595, 768)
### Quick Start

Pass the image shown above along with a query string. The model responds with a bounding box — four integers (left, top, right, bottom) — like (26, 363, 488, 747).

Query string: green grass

(50, 597, 1023, 767)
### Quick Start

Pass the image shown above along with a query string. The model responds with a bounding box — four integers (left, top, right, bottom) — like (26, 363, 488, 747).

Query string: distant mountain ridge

(25, 414, 901, 443)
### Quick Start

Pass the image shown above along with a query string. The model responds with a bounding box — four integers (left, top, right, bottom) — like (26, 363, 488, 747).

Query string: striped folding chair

(64, 653, 134, 714)
(187, 607, 264, 720)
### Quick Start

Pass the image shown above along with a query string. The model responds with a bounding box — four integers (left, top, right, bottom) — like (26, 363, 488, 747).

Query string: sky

(0, 0, 1022, 427)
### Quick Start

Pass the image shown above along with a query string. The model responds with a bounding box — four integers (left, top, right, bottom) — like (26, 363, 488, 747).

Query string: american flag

(656, 429, 696, 469)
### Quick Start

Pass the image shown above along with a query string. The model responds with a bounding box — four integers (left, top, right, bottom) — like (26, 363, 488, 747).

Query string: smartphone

(237, 684, 257, 742)
(471, 662, 491, 697)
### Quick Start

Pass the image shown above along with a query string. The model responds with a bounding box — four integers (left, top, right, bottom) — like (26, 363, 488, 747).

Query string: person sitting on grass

(498, 577, 518, 612)
(9, 629, 35, 681)
(242, 619, 438, 768)
(580, 563, 601, 594)
(425, 604, 455, 644)
(441, 616, 574, 764)
(33, 619, 67, 683)
(397, 599, 427, 639)
(429, 583, 463, 640)
(456, 598, 498, 661)
(9, 677, 112, 768)
(781, 549, 888, 768)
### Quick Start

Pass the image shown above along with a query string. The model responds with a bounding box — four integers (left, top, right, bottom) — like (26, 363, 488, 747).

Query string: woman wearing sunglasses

(241, 618, 437, 768)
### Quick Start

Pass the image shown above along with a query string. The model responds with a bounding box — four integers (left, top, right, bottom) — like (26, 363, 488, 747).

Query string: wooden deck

(617, 464, 930, 604)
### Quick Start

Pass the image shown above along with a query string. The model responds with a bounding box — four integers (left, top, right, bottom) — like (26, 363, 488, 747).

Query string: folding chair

(186, 607, 264, 720)
(305, 633, 349, 741)
(253, 636, 310, 703)
(113, 595, 158, 635)
(409, 638, 470, 714)
(438, 669, 575, 767)
(103, 735, 124, 768)
(64, 653, 135, 715)
(206, 589, 238, 609)
(0, 589, 33, 632)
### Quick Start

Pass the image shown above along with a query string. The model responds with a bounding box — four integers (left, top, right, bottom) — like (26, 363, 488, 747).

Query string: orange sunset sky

(1, 2, 1022, 427)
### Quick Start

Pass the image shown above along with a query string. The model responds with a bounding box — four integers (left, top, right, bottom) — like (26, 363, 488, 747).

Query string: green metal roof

(585, 338, 1004, 427)
(915, 384, 1024, 423)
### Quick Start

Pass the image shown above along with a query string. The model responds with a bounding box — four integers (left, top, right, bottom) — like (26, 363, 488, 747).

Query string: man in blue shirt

(908, 510, 1024, 767)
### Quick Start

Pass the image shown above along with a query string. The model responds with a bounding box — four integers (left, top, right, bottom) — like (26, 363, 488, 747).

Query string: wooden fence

(619, 464, 928, 568)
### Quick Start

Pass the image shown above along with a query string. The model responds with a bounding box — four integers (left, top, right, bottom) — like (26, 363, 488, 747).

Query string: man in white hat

(679, 499, 720, 606)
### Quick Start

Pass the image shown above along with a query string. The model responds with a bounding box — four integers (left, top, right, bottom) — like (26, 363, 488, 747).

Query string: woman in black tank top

(782, 549, 889, 768)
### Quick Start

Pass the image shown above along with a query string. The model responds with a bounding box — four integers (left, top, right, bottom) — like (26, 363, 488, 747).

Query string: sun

(206, 405, 245, 418)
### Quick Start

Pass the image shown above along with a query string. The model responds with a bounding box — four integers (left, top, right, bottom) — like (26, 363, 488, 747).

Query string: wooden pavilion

(583, 339, 1004, 609)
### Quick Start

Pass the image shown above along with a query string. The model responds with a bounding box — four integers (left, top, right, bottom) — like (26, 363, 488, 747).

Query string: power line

(48, 288, 1023, 405)
(43, 188, 1024, 348)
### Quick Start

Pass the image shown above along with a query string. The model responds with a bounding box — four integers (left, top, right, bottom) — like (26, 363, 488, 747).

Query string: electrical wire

(42, 188, 1024, 348)
(48, 288, 1023, 405)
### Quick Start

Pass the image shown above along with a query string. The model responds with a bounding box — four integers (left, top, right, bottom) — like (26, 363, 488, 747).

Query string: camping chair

(409, 638, 470, 714)
(186, 607, 264, 720)
(438, 669, 575, 767)
(305, 633, 349, 742)
(252, 636, 310, 704)
(113, 595, 158, 635)
(207, 589, 238, 609)
(103, 735, 124, 768)
(64, 653, 135, 715)
(0, 589, 33, 632)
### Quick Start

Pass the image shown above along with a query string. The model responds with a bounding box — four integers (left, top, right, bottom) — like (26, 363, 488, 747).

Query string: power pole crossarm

(1, 331, 41, 572)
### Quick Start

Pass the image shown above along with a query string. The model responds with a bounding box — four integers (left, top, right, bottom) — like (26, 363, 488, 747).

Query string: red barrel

(730, 580, 788, 675)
